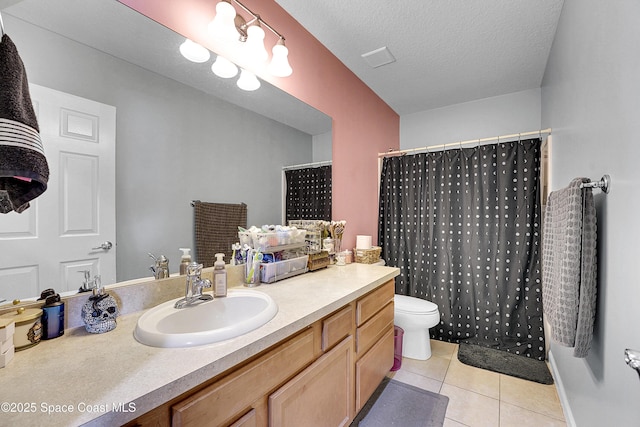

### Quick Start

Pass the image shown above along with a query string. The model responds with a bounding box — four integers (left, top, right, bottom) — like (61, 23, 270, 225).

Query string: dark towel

(0, 33, 49, 213)
(193, 201, 247, 268)
(542, 178, 598, 358)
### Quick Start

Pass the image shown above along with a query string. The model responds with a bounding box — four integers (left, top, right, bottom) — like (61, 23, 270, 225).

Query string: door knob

(92, 241, 113, 250)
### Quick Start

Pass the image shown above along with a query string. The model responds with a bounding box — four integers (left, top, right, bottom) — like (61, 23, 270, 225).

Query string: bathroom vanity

(0, 264, 398, 426)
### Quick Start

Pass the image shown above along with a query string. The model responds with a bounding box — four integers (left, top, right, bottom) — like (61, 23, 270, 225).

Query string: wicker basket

(307, 250, 330, 271)
(353, 246, 382, 264)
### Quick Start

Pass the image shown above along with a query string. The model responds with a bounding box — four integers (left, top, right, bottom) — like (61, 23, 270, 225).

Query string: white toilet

(394, 295, 440, 360)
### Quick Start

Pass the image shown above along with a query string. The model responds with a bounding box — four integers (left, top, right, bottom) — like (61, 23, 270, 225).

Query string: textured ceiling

(275, 0, 564, 115)
(2, 0, 564, 127)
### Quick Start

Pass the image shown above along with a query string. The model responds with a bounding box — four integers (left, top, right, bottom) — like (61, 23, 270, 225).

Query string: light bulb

(237, 69, 260, 91)
(208, 1, 238, 42)
(243, 25, 268, 66)
(268, 41, 292, 77)
(211, 55, 238, 78)
(179, 39, 210, 63)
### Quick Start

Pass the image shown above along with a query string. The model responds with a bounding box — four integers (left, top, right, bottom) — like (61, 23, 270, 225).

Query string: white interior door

(0, 84, 116, 301)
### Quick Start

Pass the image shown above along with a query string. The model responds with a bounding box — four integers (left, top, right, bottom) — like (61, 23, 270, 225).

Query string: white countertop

(0, 264, 399, 426)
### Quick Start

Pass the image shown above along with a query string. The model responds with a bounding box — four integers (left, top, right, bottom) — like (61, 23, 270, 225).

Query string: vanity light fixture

(242, 22, 268, 67)
(268, 38, 293, 77)
(236, 69, 260, 91)
(179, 39, 211, 63)
(209, 0, 292, 78)
(178, 0, 292, 91)
(207, 0, 239, 44)
(211, 55, 239, 78)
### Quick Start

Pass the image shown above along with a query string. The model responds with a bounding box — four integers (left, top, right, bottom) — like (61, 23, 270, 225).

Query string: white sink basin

(134, 289, 278, 348)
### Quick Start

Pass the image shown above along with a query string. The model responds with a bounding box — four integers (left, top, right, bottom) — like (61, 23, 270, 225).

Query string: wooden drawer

(172, 328, 315, 427)
(269, 336, 353, 427)
(229, 409, 256, 427)
(356, 302, 393, 356)
(355, 327, 394, 411)
(356, 280, 394, 326)
(322, 305, 353, 351)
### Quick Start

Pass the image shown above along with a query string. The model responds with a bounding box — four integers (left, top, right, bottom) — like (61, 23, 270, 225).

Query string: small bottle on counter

(179, 248, 192, 275)
(344, 250, 353, 264)
(213, 253, 227, 297)
(39, 288, 64, 340)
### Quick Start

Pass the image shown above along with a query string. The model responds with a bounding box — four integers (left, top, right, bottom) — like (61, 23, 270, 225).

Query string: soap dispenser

(213, 253, 227, 297)
(81, 276, 119, 334)
(179, 248, 192, 275)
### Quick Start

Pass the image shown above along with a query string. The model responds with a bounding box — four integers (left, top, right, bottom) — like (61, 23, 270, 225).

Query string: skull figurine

(81, 292, 119, 334)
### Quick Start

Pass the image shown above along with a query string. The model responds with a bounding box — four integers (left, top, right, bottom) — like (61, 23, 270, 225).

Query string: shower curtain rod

(282, 160, 332, 171)
(378, 128, 552, 158)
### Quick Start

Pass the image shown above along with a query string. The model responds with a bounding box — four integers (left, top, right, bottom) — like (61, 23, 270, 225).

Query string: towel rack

(580, 174, 610, 193)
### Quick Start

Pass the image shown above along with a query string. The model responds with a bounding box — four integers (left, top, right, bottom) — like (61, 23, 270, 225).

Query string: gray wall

(541, 1, 640, 425)
(400, 89, 541, 149)
(6, 16, 314, 281)
(312, 130, 332, 163)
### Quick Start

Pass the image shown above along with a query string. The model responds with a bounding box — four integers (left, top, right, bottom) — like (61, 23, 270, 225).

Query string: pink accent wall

(119, 0, 400, 248)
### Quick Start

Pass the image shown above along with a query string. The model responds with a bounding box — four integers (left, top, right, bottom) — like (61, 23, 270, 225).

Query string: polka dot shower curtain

(378, 139, 545, 360)
(285, 165, 332, 222)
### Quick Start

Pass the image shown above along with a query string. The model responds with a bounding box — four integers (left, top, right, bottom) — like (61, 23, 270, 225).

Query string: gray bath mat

(350, 377, 449, 427)
(458, 343, 554, 384)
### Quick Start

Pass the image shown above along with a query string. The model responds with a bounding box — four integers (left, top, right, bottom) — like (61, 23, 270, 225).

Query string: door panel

(0, 84, 116, 300)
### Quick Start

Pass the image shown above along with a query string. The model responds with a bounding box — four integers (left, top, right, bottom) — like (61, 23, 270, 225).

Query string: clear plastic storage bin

(260, 255, 309, 283)
(238, 231, 253, 247)
(252, 229, 306, 251)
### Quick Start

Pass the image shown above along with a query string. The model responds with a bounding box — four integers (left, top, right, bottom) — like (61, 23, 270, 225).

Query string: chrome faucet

(174, 262, 212, 309)
(149, 253, 170, 279)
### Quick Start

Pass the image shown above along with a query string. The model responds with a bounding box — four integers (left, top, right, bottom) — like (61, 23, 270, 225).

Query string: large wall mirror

(0, 0, 332, 302)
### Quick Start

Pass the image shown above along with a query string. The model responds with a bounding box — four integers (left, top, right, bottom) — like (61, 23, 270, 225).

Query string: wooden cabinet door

(172, 329, 315, 427)
(269, 336, 353, 427)
(355, 327, 394, 411)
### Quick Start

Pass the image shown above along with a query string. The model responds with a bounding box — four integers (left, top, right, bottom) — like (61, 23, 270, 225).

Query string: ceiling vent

(361, 46, 396, 68)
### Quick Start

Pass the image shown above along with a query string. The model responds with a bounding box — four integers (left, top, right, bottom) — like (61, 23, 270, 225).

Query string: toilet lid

(394, 294, 439, 314)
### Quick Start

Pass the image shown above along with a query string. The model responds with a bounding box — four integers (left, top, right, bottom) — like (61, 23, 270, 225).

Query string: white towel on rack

(542, 178, 598, 358)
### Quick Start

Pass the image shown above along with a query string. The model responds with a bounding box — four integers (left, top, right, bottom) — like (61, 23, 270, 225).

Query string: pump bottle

(179, 248, 192, 275)
(213, 253, 227, 297)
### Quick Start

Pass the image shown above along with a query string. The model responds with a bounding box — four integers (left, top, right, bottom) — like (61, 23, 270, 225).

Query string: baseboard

(548, 350, 577, 427)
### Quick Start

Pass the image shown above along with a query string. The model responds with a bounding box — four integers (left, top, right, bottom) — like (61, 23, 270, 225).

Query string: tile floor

(387, 340, 567, 427)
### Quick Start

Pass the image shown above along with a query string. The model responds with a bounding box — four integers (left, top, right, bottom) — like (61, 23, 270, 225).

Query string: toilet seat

(394, 295, 438, 315)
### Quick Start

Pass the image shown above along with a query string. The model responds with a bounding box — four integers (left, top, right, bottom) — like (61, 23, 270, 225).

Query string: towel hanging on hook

(0, 26, 50, 213)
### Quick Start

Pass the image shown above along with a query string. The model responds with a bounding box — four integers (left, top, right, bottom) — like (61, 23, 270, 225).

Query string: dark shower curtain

(378, 139, 545, 360)
(285, 165, 332, 222)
